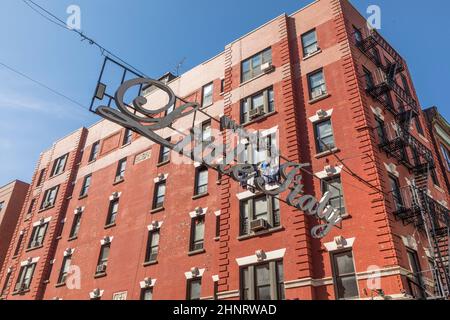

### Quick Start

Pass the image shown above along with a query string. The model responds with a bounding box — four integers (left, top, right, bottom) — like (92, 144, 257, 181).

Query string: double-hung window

(152, 182, 166, 210)
(15, 263, 36, 292)
(375, 116, 387, 144)
(388, 175, 403, 211)
(57, 255, 72, 284)
(240, 195, 280, 236)
(141, 288, 153, 300)
(331, 250, 359, 299)
(241, 48, 272, 83)
(240, 87, 274, 124)
(40, 185, 59, 209)
(363, 67, 374, 90)
(123, 129, 133, 146)
(301, 29, 319, 56)
(241, 261, 285, 300)
(322, 176, 346, 215)
(440, 144, 450, 171)
(202, 83, 214, 107)
(159, 138, 171, 164)
(145, 230, 160, 263)
(106, 199, 119, 226)
(89, 141, 100, 162)
(187, 279, 202, 300)
(314, 119, 336, 153)
(96, 243, 110, 274)
(115, 158, 127, 182)
(308, 70, 327, 100)
(69, 212, 82, 239)
(28, 223, 48, 248)
(79, 174, 92, 198)
(194, 167, 209, 196)
(51, 154, 68, 177)
(190, 215, 205, 252)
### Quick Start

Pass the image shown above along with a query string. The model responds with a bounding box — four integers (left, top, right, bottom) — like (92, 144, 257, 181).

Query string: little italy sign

(95, 78, 343, 239)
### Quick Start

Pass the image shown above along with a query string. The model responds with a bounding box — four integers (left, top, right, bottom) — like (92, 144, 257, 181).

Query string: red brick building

(0, 180, 29, 270)
(0, 0, 449, 300)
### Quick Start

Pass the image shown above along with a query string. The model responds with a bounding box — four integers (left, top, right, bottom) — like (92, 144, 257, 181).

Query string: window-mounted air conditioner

(261, 62, 275, 74)
(249, 106, 265, 120)
(250, 219, 269, 232)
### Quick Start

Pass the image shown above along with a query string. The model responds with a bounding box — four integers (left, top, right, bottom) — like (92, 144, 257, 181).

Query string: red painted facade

(0, 0, 449, 300)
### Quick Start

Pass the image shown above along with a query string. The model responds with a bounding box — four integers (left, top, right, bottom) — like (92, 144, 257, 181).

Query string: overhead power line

(0, 60, 89, 112)
(22, 0, 148, 78)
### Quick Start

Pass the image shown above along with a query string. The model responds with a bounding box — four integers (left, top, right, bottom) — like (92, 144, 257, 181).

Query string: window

(36, 169, 45, 186)
(145, 230, 160, 263)
(353, 27, 363, 45)
(401, 74, 411, 96)
(220, 79, 225, 93)
(375, 117, 386, 143)
(106, 199, 119, 226)
(79, 174, 92, 198)
(51, 154, 68, 177)
(152, 182, 166, 209)
(158, 139, 171, 164)
(57, 255, 72, 284)
(384, 92, 395, 111)
(123, 129, 133, 146)
(240, 195, 280, 236)
(201, 121, 212, 144)
(0, 201, 4, 212)
(301, 29, 319, 56)
(314, 119, 336, 153)
(187, 279, 202, 300)
(322, 176, 346, 215)
(440, 144, 450, 171)
(215, 215, 221, 238)
(241, 261, 285, 300)
(202, 83, 214, 107)
(430, 169, 440, 187)
(308, 69, 327, 100)
(331, 250, 359, 299)
(27, 199, 36, 216)
(28, 223, 48, 248)
(89, 141, 100, 162)
(363, 67, 374, 89)
(40, 185, 59, 210)
(115, 158, 127, 182)
(414, 118, 424, 136)
(195, 167, 209, 196)
(406, 249, 425, 298)
(13, 233, 24, 257)
(69, 213, 82, 239)
(1, 272, 11, 296)
(14, 263, 36, 292)
(190, 216, 205, 252)
(96, 243, 110, 274)
(241, 48, 272, 82)
(388, 175, 403, 211)
(141, 288, 153, 300)
(240, 87, 274, 124)
(372, 48, 382, 66)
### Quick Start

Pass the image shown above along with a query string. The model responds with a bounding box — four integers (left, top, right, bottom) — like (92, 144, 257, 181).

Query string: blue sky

(0, 0, 449, 186)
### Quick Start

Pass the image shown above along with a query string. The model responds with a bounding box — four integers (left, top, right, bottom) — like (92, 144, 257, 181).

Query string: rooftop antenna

(173, 57, 186, 76)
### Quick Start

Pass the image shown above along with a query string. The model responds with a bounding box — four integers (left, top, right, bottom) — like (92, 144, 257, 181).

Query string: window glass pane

(194, 218, 205, 242)
(143, 289, 153, 300)
(252, 55, 262, 70)
(152, 232, 160, 246)
(255, 264, 271, 300)
(268, 89, 274, 112)
(277, 262, 285, 300)
(242, 267, 250, 300)
(262, 48, 272, 64)
(254, 197, 268, 220)
(189, 280, 201, 300)
(252, 94, 264, 110)
(334, 251, 355, 275)
(310, 71, 324, 88)
(241, 200, 250, 235)
(336, 275, 359, 299)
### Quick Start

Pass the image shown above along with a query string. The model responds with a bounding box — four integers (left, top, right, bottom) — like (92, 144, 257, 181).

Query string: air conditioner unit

(311, 88, 325, 99)
(96, 264, 107, 274)
(261, 62, 275, 74)
(249, 106, 265, 120)
(250, 219, 269, 232)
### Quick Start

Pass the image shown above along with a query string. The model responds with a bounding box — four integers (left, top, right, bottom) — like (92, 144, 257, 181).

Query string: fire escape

(357, 29, 450, 299)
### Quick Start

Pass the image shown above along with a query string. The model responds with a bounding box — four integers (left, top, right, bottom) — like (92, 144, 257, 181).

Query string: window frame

(202, 82, 214, 108)
(36, 169, 46, 187)
(79, 174, 92, 198)
(57, 255, 72, 284)
(240, 87, 274, 124)
(141, 287, 153, 300)
(96, 243, 110, 273)
(239, 195, 280, 236)
(440, 144, 450, 171)
(186, 278, 202, 300)
(308, 69, 327, 100)
(301, 29, 319, 56)
(158, 138, 171, 164)
(115, 158, 127, 182)
(122, 129, 133, 146)
(330, 249, 359, 300)
(152, 181, 166, 210)
(13, 233, 25, 257)
(240, 260, 285, 300)
(194, 166, 209, 196)
(388, 174, 403, 211)
(314, 118, 336, 154)
(69, 212, 82, 239)
(145, 230, 160, 263)
(321, 176, 346, 215)
(15, 263, 36, 292)
(40, 185, 59, 210)
(89, 141, 100, 162)
(241, 47, 272, 83)
(106, 199, 119, 226)
(28, 223, 49, 249)
(189, 215, 205, 252)
(51, 154, 68, 177)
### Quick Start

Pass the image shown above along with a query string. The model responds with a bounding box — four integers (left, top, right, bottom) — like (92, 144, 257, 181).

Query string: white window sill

(302, 49, 322, 61)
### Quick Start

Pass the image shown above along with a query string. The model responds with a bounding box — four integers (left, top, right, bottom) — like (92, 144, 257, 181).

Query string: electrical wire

(0, 60, 89, 112)
(22, 0, 148, 78)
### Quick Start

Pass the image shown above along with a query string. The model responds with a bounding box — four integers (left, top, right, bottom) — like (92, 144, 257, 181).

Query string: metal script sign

(95, 78, 342, 238)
